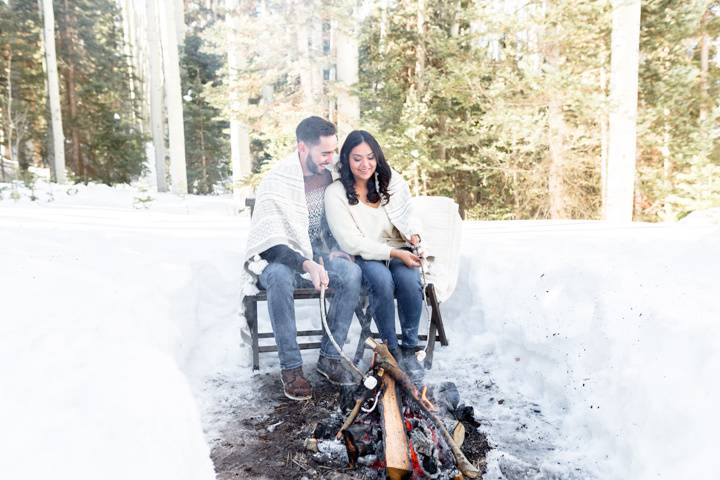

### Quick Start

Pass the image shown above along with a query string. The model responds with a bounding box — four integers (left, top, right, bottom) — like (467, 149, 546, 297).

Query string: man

(242, 116, 362, 401)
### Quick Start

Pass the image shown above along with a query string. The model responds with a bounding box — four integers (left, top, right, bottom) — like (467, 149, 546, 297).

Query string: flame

(420, 385, 438, 412)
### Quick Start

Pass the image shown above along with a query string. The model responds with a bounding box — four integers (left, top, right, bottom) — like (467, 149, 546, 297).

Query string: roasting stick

(412, 243, 433, 363)
(365, 337, 482, 479)
(318, 258, 378, 389)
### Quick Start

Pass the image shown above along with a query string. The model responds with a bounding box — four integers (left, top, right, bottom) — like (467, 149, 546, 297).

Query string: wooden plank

(258, 342, 322, 353)
(380, 374, 411, 479)
(257, 329, 324, 339)
(249, 288, 333, 302)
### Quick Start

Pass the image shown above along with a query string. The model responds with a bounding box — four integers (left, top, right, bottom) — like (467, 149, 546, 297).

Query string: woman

(324, 130, 424, 371)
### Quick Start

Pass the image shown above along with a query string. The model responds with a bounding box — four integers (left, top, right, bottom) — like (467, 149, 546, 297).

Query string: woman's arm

(324, 183, 393, 260)
(386, 169, 423, 242)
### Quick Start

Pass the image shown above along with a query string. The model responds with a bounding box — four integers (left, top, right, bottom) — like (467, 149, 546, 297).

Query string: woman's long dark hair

(338, 130, 392, 206)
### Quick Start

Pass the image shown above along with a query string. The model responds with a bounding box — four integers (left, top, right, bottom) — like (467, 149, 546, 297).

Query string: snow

(2, 179, 719, 479)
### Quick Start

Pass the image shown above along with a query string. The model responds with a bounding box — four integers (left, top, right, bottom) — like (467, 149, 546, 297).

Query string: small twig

(291, 458, 309, 471)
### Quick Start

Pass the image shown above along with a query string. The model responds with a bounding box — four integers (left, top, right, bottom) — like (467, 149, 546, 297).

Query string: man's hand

(303, 259, 329, 291)
(391, 248, 421, 268)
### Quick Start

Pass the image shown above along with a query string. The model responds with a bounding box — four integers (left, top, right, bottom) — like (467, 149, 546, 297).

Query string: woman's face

(348, 142, 376, 182)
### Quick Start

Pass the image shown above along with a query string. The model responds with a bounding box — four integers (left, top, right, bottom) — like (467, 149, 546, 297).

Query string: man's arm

(259, 245, 307, 273)
(259, 245, 329, 290)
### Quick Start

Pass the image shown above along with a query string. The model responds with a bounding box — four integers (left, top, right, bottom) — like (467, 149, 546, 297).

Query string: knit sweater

(324, 171, 421, 260)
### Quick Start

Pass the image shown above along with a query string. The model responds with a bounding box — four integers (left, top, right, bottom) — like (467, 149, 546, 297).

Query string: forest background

(1, 0, 719, 221)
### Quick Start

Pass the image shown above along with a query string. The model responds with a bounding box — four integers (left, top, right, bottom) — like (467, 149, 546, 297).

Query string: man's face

(302, 135, 337, 175)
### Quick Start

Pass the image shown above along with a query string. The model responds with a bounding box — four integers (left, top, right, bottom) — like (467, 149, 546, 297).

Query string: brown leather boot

(280, 367, 312, 401)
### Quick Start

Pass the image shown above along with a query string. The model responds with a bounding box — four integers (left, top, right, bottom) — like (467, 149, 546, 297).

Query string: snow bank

(438, 220, 720, 478)
(0, 181, 251, 480)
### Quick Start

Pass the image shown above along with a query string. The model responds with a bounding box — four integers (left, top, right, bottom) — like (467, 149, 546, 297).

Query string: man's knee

(260, 262, 295, 293)
(330, 259, 362, 293)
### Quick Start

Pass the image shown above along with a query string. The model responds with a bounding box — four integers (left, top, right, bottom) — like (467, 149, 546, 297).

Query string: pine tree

(0, 0, 47, 176)
(55, 0, 145, 184)
(181, 1, 230, 194)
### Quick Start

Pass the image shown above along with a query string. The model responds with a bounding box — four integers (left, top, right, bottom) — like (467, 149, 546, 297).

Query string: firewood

(336, 398, 364, 440)
(379, 373, 412, 479)
(365, 338, 482, 479)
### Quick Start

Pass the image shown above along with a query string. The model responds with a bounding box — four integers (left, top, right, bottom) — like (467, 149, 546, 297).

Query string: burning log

(380, 372, 412, 479)
(365, 338, 482, 479)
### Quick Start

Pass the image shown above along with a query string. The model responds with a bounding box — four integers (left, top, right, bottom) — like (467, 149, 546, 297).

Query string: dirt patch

(211, 369, 489, 479)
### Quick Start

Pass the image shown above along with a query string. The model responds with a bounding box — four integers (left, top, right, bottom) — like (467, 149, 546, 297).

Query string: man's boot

(317, 356, 356, 386)
(280, 366, 312, 401)
(400, 346, 425, 383)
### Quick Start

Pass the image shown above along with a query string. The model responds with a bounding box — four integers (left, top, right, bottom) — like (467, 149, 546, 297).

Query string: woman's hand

(408, 234, 424, 258)
(391, 248, 421, 268)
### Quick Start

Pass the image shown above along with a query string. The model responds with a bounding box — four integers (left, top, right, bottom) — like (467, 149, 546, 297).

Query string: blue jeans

(356, 258, 422, 352)
(258, 258, 362, 370)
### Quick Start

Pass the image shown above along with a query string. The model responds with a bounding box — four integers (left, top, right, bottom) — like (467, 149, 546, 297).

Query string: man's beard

(305, 153, 320, 175)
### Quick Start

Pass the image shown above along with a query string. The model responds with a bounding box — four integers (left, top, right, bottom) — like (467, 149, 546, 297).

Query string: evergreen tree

(181, 1, 230, 194)
(358, 0, 608, 219)
(636, 0, 720, 220)
(0, 0, 47, 174)
(55, 0, 145, 184)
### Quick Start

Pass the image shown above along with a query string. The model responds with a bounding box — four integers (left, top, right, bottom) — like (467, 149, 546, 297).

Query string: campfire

(305, 339, 485, 479)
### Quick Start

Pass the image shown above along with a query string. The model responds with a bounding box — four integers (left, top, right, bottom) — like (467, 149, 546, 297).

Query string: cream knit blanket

(242, 151, 313, 277)
(237, 151, 313, 351)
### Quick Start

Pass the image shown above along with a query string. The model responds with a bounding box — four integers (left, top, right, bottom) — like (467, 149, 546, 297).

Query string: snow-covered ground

(1, 179, 718, 479)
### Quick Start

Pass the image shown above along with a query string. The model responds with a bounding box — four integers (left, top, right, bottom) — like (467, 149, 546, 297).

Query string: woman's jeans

(258, 258, 362, 371)
(356, 258, 423, 352)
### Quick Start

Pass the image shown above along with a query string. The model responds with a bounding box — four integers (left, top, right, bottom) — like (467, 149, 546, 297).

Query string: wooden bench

(243, 197, 449, 371)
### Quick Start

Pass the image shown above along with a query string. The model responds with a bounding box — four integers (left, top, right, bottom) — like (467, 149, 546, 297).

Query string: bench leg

(244, 297, 260, 370)
(427, 285, 448, 346)
(353, 303, 373, 365)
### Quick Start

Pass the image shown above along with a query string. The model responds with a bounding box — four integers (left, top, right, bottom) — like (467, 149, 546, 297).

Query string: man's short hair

(295, 116, 336, 146)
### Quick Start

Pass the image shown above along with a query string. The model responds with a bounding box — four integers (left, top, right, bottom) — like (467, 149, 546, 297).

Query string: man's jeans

(258, 258, 362, 371)
(355, 258, 422, 352)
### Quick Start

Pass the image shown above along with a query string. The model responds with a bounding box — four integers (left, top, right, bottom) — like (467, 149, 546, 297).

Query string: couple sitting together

(242, 116, 427, 401)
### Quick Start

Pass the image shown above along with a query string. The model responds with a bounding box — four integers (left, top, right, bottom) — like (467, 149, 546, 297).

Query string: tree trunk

(146, 0, 168, 191)
(415, 0, 426, 94)
(542, 9, 568, 220)
(295, 2, 313, 110)
(157, 0, 188, 194)
(225, 0, 252, 206)
(606, 0, 641, 221)
(119, 0, 138, 125)
(200, 116, 209, 193)
(600, 56, 609, 218)
(61, 0, 83, 179)
(699, 9, 710, 122)
(379, 0, 388, 54)
(175, 0, 185, 45)
(2, 41, 10, 181)
(335, 18, 359, 138)
(547, 96, 567, 218)
(40, 0, 66, 183)
(661, 108, 673, 220)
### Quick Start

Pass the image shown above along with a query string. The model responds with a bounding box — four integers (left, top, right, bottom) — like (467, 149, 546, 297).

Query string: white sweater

(324, 179, 418, 260)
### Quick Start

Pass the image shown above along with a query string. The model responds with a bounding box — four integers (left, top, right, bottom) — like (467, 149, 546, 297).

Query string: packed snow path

(2, 182, 719, 479)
